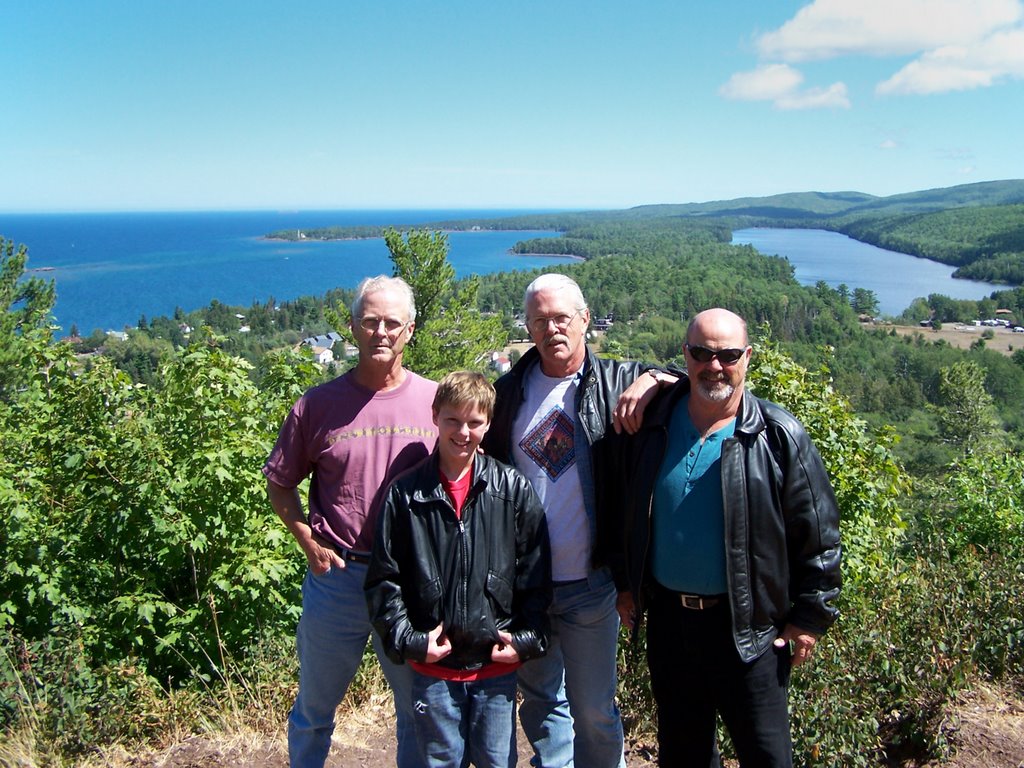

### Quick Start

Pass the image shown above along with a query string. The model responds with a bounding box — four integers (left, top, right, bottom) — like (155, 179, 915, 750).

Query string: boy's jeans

(412, 670, 518, 768)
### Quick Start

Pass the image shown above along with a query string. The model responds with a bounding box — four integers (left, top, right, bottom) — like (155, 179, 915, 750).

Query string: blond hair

(432, 371, 496, 420)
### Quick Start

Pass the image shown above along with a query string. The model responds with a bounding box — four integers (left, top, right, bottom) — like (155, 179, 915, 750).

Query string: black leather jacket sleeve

(507, 482, 552, 662)
(745, 407, 842, 638)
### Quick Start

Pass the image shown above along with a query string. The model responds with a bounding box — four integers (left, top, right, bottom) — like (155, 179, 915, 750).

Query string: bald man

(617, 309, 842, 767)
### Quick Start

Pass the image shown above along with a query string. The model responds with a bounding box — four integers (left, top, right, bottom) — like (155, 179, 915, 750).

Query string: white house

(490, 351, 512, 374)
(311, 346, 334, 365)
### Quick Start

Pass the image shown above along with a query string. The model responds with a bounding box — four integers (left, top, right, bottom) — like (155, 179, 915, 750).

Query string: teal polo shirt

(651, 394, 735, 594)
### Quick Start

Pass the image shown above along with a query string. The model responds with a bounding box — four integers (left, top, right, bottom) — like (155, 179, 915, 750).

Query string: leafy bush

(0, 334, 317, 683)
(932, 453, 1024, 556)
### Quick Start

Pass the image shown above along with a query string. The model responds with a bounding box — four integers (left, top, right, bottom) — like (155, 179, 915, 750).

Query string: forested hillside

(839, 204, 1024, 283)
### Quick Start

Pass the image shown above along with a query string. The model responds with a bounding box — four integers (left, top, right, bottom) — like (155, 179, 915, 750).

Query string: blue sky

(3, 0, 1023, 212)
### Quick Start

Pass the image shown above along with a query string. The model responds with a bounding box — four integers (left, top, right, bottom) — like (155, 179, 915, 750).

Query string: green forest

(3, 199, 1024, 766)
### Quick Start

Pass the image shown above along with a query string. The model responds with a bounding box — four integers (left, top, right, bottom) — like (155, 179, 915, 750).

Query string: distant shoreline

(515, 252, 584, 261)
(260, 234, 585, 262)
(262, 226, 562, 244)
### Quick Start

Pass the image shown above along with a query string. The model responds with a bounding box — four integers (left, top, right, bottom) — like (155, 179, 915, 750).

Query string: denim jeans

(647, 584, 792, 768)
(288, 563, 421, 768)
(517, 569, 626, 768)
(411, 670, 518, 768)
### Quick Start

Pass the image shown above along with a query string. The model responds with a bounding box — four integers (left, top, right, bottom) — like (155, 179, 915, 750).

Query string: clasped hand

(423, 625, 521, 664)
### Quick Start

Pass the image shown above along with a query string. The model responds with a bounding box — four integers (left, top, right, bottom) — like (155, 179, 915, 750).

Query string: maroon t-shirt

(263, 370, 437, 553)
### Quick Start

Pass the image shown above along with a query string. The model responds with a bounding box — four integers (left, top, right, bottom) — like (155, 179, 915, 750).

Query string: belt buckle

(679, 594, 707, 610)
(337, 546, 370, 565)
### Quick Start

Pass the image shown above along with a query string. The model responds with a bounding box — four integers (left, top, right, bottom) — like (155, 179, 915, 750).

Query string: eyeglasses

(685, 344, 747, 365)
(527, 309, 582, 334)
(357, 316, 410, 335)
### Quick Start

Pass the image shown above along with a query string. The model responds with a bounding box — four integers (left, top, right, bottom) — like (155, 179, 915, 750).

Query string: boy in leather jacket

(366, 371, 552, 768)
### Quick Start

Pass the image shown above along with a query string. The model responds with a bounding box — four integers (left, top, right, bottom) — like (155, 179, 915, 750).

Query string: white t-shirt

(512, 363, 590, 581)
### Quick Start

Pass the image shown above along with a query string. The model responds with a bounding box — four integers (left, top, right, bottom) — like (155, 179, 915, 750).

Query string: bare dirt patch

(924, 684, 1024, 768)
(97, 683, 1023, 767)
(884, 323, 1022, 356)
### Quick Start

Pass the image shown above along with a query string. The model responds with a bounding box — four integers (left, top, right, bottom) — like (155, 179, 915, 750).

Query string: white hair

(522, 273, 588, 314)
(351, 275, 417, 322)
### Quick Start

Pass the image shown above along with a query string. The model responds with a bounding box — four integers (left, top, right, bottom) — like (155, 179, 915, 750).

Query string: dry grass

(931, 683, 1024, 767)
(7, 680, 1021, 767)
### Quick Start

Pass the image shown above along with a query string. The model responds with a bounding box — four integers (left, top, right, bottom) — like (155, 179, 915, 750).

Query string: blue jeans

(411, 670, 518, 768)
(288, 563, 421, 768)
(517, 569, 626, 768)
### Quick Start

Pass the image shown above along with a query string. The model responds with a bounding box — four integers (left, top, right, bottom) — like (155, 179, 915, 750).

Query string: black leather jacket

(620, 380, 842, 662)
(482, 345, 647, 574)
(365, 452, 551, 671)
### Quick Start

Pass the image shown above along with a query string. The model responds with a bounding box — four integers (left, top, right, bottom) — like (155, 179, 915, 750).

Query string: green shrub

(0, 336, 317, 684)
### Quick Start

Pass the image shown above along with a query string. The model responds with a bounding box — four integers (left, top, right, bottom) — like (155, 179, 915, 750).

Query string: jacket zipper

(458, 518, 468, 629)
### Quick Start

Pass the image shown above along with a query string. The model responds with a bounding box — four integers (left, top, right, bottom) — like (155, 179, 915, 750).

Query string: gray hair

(351, 275, 417, 322)
(523, 273, 588, 314)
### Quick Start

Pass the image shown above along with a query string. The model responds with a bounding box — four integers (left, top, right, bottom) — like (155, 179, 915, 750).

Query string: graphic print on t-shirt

(519, 406, 575, 481)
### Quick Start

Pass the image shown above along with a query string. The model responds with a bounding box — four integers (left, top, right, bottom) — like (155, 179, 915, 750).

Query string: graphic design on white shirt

(518, 406, 576, 481)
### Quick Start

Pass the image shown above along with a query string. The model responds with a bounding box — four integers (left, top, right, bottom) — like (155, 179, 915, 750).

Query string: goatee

(697, 380, 735, 402)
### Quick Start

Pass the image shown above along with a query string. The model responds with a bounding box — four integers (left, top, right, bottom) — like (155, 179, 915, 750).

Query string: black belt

(656, 583, 726, 610)
(676, 593, 724, 610)
(334, 545, 371, 565)
(552, 577, 588, 587)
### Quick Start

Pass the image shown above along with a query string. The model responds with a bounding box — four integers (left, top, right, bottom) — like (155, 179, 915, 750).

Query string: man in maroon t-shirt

(264, 275, 436, 768)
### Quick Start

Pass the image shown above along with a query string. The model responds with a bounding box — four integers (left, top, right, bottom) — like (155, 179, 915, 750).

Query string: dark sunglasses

(685, 344, 746, 365)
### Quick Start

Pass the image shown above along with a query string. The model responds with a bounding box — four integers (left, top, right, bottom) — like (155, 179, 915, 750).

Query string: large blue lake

(732, 227, 1006, 316)
(4, 213, 1009, 335)
(0, 210, 571, 336)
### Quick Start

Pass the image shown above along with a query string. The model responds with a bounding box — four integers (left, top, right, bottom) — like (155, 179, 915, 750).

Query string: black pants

(646, 585, 793, 768)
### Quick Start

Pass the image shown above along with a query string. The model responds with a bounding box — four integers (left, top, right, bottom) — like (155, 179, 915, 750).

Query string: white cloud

(877, 28, 1024, 93)
(879, 139, 899, 150)
(719, 64, 804, 100)
(720, 64, 850, 109)
(726, 0, 1024, 101)
(775, 82, 851, 110)
(757, 0, 1023, 62)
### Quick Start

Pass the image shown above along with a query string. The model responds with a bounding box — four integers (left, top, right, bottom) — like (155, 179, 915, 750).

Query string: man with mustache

(482, 273, 671, 768)
(617, 308, 842, 767)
